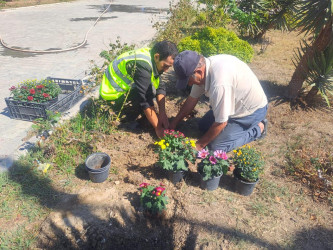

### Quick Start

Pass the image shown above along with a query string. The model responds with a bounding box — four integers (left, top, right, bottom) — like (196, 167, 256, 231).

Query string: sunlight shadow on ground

(6, 161, 332, 249)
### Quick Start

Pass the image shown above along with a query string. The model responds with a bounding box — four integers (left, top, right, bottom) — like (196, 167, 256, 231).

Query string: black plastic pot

(200, 174, 222, 191)
(85, 152, 111, 183)
(234, 175, 258, 196)
(169, 170, 185, 184)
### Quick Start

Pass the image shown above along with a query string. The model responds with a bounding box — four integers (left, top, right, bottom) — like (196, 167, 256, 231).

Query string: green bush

(177, 27, 254, 62)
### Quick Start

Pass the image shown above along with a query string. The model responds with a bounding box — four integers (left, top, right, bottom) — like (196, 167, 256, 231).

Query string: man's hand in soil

(155, 125, 164, 138)
(158, 112, 169, 130)
(195, 142, 204, 151)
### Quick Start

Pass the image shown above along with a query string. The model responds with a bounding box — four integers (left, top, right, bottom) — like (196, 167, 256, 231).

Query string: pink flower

(214, 150, 228, 160)
(43, 93, 50, 98)
(9, 86, 16, 91)
(197, 149, 209, 159)
(27, 96, 33, 101)
(209, 156, 217, 165)
(139, 182, 149, 188)
(155, 187, 165, 193)
(29, 89, 35, 94)
(21, 86, 28, 89)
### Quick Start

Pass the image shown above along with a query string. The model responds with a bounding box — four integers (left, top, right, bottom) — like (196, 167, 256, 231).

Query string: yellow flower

(166, 143, 169, 147)
(185, 141, 189, 144)
(161, 145, 166, 150)
(190, 140, 195, 144)
(154, 142, 158, 145)
(191, 142, 196, 148)
(158, 140, 165, 146)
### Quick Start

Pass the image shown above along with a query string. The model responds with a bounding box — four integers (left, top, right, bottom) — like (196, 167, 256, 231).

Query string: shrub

(194, 0, 230, 28)
(153, 0, 198, 44)
(177, 27, 254, 62)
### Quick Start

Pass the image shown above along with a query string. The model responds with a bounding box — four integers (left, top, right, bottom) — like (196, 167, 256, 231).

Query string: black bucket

(234, 176, 258, 196)
(169, 170, 185, 184)
(85, 152, 111, 183)
(200, 174, 222, 191)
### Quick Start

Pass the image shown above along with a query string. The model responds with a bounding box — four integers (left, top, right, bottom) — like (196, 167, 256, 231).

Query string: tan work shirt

(190, 55, 268, 123)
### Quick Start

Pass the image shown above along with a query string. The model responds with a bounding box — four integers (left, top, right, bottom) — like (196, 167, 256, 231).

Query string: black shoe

(256, 119, 268, 141)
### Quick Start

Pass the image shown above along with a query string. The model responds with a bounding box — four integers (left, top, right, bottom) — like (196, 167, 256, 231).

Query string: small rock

(115, 181, 120, 185)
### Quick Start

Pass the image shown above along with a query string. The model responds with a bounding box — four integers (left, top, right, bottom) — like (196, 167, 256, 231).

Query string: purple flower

(197, 149, 209, 159)
(209, 156, 217, 165)
(9, 86, 16, 91)
(214, 150, 228, 160)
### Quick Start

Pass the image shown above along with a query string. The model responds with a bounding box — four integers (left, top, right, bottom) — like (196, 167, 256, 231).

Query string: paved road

(0, 0, 170, 171)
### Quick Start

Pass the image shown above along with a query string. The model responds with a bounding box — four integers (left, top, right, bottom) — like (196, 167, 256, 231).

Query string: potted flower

(8, 79, 61, 104)
(197, 148, 229, 191)
(232, 145, 264, 196)
(139, 182, 168, 217)
(154, 130, 196, 184)
(6, 78, 63, 121)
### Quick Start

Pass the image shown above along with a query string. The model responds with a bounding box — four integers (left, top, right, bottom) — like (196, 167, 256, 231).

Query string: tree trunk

(305, 85, 319, 104)
(286, 18, 333, 99)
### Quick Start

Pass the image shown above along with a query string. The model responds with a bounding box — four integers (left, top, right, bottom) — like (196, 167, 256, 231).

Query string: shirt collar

(204, 57, 211, 93)
(150, 50, 160, 78)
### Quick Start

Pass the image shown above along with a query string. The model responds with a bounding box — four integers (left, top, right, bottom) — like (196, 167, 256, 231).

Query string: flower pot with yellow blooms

(154, 130, 196, 184)
(232, 145, 264, 196)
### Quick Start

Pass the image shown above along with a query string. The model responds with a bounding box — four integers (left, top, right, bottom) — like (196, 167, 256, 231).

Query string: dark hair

(151, 41, 178, 61)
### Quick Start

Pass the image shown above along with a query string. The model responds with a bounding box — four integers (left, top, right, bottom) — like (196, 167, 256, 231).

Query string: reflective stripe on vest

(100, 48, 159, 101)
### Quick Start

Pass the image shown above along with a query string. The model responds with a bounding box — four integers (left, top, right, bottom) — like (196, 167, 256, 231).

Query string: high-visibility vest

(100, 47, 160, 100)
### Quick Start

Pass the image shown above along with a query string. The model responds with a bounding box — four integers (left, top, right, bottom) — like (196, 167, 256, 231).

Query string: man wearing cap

(170, 50, 268, 152)
(100, 41, 178, 138)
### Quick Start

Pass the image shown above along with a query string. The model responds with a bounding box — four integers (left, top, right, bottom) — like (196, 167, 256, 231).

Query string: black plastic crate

(5, 77, 84, 121)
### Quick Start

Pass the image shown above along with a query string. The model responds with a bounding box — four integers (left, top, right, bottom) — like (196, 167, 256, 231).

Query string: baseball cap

(173, 50, 200, 90)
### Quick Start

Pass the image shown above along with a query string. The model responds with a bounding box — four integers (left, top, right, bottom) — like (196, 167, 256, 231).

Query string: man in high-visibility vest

(100, 41, 178, 137)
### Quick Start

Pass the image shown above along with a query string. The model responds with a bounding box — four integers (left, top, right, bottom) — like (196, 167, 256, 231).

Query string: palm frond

(271, 0, 298, 31)
(295, 0, 332, 36)
(306, 43, 333, 106)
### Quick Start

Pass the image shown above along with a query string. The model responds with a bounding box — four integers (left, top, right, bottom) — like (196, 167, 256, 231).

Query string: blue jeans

(198, 105, 268, 152)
